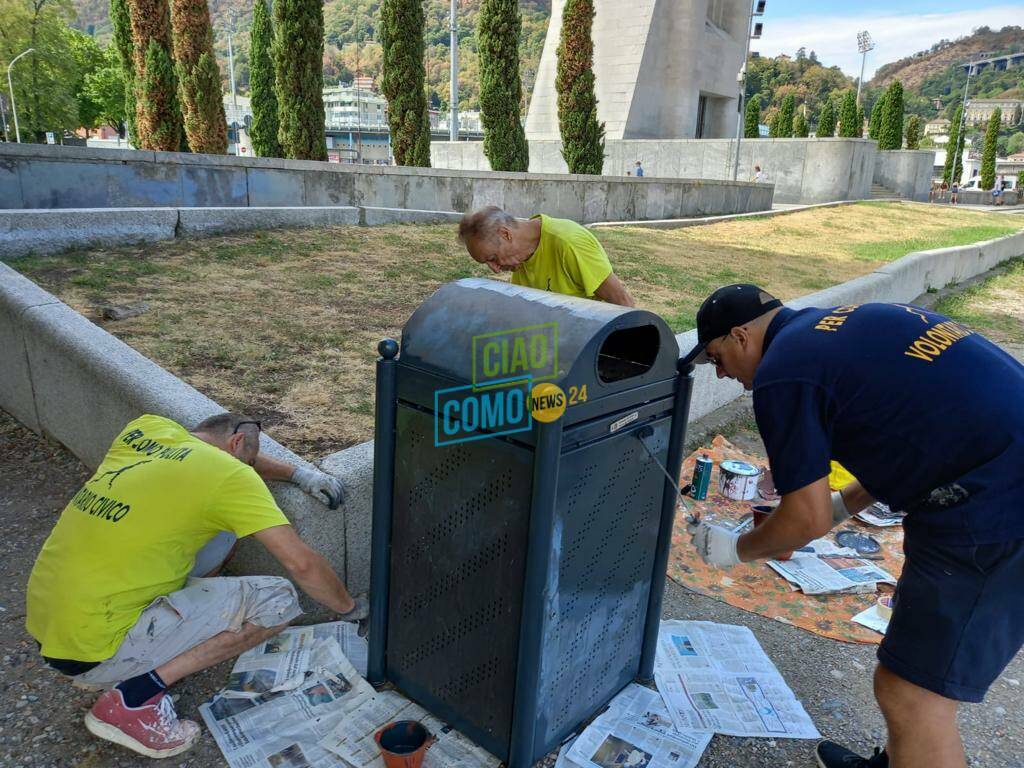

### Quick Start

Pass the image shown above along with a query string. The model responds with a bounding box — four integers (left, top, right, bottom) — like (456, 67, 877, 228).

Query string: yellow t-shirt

(511, 214, 613, 298)
(26, 414, 290, 661)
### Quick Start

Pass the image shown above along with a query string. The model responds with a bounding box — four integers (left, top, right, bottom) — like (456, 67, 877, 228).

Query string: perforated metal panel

(533, 420, 669, 752)
(387, 405, 533, 758)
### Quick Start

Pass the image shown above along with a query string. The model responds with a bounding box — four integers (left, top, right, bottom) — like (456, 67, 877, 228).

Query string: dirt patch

(8, 203, 1018, 458)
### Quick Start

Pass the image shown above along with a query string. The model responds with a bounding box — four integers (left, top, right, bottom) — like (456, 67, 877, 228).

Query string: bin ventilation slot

(597, 325, 659, 383)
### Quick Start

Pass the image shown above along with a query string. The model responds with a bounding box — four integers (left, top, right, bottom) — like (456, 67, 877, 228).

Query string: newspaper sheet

(855, 502, 905, 527)
(766, 552, 896, 595)
(554, 738, 584, 768)
(200, 639, 373, 768)
(851, 604, 890, 635)
(566, 684, 712, 768)
(653, 620, 819, 739)
(319, 689, 499, 768)
(223, 622, 368, 698)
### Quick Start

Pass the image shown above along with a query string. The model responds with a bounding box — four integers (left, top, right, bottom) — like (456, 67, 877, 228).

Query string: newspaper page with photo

(766, 552, 896, 596)
(318, 689, 499, 768)
(566, 684, 712, 768)
(653, 621, 819, 739)
(855, 502, 905, 527)
(200, 639, 373, 768)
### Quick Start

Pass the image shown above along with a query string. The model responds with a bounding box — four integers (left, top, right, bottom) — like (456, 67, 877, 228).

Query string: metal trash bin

(368, 278, 694, 767)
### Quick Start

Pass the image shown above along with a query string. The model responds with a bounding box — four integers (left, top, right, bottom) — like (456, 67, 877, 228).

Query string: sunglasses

(232, 420, 262, 434)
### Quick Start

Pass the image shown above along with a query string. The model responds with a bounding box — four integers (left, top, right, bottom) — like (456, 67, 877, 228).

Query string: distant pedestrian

(929, 181, 938, 203)
(751, 165, 763, 183)
(951, 181, 959, 205)
(634, 161, 644, 177)
(994, 175, 1005, 206)
(939, 180, 948, 201)
(626, 170, 631, 176)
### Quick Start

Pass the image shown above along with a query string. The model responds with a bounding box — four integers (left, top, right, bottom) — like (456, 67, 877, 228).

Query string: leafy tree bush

(838, 90, 857, 137)
(879, 79, 904, 150)
(943, 104, 964, 185)
(868, 94, 885, 141)
(793, 111, 808, 137)
(170, 0, 227, 153)
(127, 0, 184, 150)
(478, 0, 529, 171)
(380, 0, 431, 165)
(905, 114, 921, 150)
(816, 97, 835, 137)
(744, 94, 760, 138)
(980, 108, 1001, 190)
(249, 0, 281, 157)
(556, 0, 604, 174)
(110, 0, 136, 140)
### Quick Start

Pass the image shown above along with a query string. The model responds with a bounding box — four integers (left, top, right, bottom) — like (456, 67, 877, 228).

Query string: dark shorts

(878, 534, 1024, 702)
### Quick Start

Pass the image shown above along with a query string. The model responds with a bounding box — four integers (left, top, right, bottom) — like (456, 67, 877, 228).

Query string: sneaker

(84, 688, 200, 758)
(816, 741, 889, 768)
(338, 595, 370, 622)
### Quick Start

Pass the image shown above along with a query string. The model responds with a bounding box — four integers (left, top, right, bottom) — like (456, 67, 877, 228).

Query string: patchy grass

(935, 258, 1024, 345)
(8, 202, 1018, 457)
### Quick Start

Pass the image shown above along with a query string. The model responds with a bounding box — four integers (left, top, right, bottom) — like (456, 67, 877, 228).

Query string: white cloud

(756, 6, 1021, 79)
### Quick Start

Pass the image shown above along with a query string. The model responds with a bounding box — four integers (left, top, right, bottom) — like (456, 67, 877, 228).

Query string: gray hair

(458, 206, 518, 243)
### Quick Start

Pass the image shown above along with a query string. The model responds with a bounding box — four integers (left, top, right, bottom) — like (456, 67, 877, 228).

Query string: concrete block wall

(3, 227, 1021, 591)
(433, 137, 932, 205)
(0, 143, 771, 223)
(874, 150, 935, 202)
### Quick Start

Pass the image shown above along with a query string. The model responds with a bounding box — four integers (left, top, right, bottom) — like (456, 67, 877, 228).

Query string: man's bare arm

(252, 524, 355, 614)
(736, 476, 833, 561)
(253, 452, 296, 482)
(839, 479, 875, 516)
(593, 273, 636, 307)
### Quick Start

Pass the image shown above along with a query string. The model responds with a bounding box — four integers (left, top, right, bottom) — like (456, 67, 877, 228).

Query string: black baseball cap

(681, 284, 782, 365)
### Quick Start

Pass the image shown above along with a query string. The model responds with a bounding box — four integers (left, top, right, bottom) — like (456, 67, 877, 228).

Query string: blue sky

(756, 1, 1021, 78)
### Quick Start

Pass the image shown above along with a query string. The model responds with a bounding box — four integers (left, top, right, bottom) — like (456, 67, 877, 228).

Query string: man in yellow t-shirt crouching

(459, 206, 635, 307)
(26, 412, 367, 759)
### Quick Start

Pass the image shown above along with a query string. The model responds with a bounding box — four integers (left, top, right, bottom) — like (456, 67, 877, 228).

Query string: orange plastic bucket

(374, 720, 433, 768)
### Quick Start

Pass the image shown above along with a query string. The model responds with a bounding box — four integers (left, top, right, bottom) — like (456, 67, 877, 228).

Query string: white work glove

(830, 490, 851, 527)
(292, 466, 346, 510)
(687, 520, 741, 568)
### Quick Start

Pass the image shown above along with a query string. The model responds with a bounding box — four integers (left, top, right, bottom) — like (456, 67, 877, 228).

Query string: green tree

(775, 93, 795, 138)
(838, 90, 857, 137)
(556, 0, 604, 174)
(879, 79, 904, 150)
(249, 0, 281, 157)
(980, 108, 1001, 190)
(905, 114, 921, 150)
(943, 104, 964, 185)
(170, 0, 227, 153)
(816, 97, 835, 137)
(856, 105, 864, 138)
(83, 44, 128, 132)
(380, 0, 430, 165)
(66, 26, 104, 131)
(1008, 132, 1024, 156)
(868, 93, 886, 141)
(127, 0, 184, 150)
(110, 0, 136, 140)
(744, 94, 760, 139)
(793, 110, 808, 138)
(478, 0, 528, 171)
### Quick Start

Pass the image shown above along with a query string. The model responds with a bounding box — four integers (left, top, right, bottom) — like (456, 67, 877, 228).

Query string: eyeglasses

(232, 420, 262, 434)
(705, 335, 731, 368)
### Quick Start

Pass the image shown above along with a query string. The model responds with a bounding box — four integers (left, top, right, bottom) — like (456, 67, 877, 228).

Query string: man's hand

(292, 467, 346, 509)
(687, 521, 741, 567)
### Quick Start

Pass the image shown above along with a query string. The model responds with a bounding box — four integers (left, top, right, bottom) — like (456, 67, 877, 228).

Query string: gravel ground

(1, 406, 1022, 768)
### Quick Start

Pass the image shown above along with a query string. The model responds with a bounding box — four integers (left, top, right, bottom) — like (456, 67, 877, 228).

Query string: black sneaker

(816, 741, 889, 768)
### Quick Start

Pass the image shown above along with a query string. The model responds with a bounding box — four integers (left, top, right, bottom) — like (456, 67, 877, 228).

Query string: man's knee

(238, 575, 303, 629)
(875, 663, 957, 722)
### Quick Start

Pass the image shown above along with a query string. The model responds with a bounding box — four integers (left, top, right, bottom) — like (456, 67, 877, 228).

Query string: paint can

(718, 460, 761, 501)
(691, 454, 713, 500)
(374, 721, 433, 768)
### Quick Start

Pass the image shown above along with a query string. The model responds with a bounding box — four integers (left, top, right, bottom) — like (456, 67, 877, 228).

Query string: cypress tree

(127, 0, 184, 150)
(793, 111, 809, 138)
(879, 80, 904, 150)
(943, 105, 964, 185)
(868, 94, 885, 141)
(250, 0, 281, 157)
(556, 0, 604, 174)
(838, 90, 858, 138)
(905, 115, 921, 150)
(110, 0, 137, 141)
(816, 97, 835, 138)
(170, 0, 227, 153)
(775, 94, 795, 138)
(980, 108, 1001, 190)
(380, 0, 431, 166)
(274, 0, 328, 160)
(744, 95, 760, 139)
(856, 105, 865, 137)
(478, 0, 529, 171)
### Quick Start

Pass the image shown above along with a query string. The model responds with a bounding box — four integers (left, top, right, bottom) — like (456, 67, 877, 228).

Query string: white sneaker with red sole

(84, 688, 200, 758)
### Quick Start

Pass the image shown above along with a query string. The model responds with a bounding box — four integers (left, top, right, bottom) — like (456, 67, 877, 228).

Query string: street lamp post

(855, 31, 874, 108)
(449, 0, 458, 141)
(950, 53, 991, 186)
(732, 0, 764, 181)
(6, 47, 34, 143)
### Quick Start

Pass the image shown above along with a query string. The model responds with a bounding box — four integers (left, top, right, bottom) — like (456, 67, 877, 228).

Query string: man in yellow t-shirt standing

(458, 206, 635, 306)
(26, 412, 366, 759)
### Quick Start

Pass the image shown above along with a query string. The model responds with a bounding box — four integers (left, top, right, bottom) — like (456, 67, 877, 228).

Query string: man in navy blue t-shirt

(681, 284, 1024, 768)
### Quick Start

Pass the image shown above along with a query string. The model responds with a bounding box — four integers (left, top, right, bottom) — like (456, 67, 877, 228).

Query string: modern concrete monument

(525, 0, 747, 141)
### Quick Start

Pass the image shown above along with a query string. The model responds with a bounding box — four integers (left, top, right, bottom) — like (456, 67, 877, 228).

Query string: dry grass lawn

(9, 201, 1018, 457)
(936, 257, 1024, 345)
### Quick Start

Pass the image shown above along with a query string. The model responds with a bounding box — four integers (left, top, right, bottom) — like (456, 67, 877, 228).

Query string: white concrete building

(525, 0, 748, 141)
(964, 98, 1023, 127)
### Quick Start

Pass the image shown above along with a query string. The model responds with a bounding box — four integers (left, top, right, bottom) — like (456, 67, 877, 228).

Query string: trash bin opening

(597, 325, 660, 383)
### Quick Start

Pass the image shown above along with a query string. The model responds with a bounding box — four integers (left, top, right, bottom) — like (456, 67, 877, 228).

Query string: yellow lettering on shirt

(815, 315, 849, 332)
(903, 320, 973, 362)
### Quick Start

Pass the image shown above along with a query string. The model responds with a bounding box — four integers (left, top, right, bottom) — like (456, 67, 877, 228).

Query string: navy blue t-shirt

(753, 303, 1024, 545)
